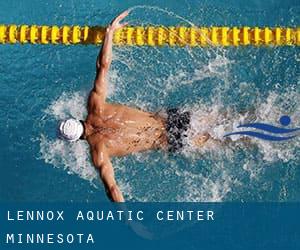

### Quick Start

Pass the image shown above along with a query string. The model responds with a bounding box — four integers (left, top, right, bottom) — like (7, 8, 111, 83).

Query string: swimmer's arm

(93, 30, 112, 99)
(94, 11, 129, 99)
(92, 144, 125, 202)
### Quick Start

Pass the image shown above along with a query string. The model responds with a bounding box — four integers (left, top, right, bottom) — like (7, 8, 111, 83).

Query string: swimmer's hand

(107, 10, 129, 33)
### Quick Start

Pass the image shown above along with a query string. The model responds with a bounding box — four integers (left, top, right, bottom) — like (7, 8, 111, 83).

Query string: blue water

(0, 0, 299, 202)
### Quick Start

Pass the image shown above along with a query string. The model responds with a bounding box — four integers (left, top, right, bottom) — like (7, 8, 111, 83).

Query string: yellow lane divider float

(0, 25, 299, 46)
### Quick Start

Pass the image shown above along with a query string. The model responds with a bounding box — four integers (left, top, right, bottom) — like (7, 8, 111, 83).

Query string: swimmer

(58, 11, 211, 202)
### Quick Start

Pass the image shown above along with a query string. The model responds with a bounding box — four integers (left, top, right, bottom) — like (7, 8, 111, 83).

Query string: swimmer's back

(86, 102, 168, 157)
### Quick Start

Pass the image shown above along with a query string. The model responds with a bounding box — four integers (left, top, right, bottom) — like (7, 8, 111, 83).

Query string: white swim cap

(58, 118, 84, 142)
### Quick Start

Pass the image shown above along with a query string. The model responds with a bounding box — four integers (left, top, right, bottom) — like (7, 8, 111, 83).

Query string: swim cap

(58, 118, 84, 142)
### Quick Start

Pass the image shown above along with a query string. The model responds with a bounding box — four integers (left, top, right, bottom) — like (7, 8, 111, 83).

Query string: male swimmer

(58, 11, 210, 202)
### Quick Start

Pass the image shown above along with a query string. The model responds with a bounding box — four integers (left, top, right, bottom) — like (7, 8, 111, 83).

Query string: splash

(45, 92, 87, 120)
(39, 92, 98, 185)
(39, 88, 300, 202)
(38, 6, 299, 202)
(39, 134, 97, 184)
(184, 90, 300, 160)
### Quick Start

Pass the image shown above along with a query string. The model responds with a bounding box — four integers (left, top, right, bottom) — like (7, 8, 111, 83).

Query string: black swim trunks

(166, 108, 191, 153)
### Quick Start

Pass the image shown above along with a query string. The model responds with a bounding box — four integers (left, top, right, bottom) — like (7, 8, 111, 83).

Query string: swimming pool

(0, 0, 299, 202)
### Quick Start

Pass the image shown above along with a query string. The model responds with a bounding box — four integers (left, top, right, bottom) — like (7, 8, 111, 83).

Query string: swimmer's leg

(190, 114, 216, 147)
(192, 132, 211, 147)
(189, 107, 259, 148)
(192, 133, 254, 148)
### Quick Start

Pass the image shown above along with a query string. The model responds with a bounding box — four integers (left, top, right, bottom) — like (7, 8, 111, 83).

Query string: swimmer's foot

(193, 133, 210, 147)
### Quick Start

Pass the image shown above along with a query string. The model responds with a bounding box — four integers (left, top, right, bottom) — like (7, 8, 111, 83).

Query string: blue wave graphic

(237, 123, 300, 134)
(224, 131, 297, 141)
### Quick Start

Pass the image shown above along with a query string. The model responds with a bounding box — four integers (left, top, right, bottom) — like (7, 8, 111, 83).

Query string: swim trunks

(166, 108, 191, 153)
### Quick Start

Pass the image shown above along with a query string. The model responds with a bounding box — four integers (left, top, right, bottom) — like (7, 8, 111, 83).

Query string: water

(0, 0, 299, 202)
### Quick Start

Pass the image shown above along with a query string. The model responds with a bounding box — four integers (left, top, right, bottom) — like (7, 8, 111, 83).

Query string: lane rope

(0, 25, 299, 46)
